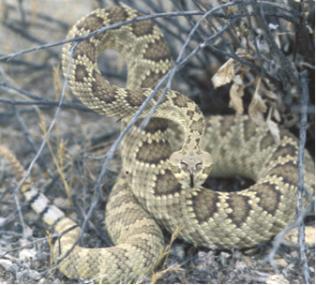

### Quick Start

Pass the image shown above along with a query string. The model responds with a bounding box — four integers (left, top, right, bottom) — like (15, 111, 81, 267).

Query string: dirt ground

(0, 0, 314, 284)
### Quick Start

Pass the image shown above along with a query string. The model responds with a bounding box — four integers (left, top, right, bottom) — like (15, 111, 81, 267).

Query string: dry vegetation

(0, 0, 314, 283)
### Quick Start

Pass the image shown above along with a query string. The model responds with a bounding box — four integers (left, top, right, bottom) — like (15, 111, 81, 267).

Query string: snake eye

(195, 162, 202, 171)
(180, 161, 188, 170)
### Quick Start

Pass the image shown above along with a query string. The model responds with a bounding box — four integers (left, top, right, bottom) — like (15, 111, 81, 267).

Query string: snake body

(1, 5, 314, 283)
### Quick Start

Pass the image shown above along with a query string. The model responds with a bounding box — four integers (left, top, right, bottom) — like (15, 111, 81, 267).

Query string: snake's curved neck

(153, 93, 206, 153)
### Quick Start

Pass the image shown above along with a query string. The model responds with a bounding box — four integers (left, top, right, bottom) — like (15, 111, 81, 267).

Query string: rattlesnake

(0, 5, 314, 284)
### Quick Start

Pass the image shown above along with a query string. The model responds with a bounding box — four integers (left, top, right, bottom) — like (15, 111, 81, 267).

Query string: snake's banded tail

(0, 145, 68, 228)
(0, 145, 165, 283)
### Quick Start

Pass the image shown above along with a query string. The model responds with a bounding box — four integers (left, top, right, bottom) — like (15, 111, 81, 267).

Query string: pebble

(284, 226, 315, 247)
(275, 258, 288, 267)
(266, 274, 289, 284)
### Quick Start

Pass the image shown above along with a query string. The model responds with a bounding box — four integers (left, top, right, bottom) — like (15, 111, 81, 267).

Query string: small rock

(219, 251, 231, 266)
(0, 217, 6, 227)
(291, 251, 299, 258)
(242, 255, 253, 267)
(275, 258, 288, 267)
(19, 248, 37, 261)
(235, 260, 247, 270)
(266, 274, 289, 284)
(53, 197, 69, 209)
(0, 259, 14, 271)
(172, 244, 185, 260)
(284, 226, 315, 247)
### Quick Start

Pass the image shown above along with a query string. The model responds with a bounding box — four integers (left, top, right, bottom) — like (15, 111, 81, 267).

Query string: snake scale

(0, 5, 314, 284)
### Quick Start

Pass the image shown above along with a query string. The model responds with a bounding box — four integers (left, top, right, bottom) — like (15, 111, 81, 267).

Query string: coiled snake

(0, 5, 314, 283)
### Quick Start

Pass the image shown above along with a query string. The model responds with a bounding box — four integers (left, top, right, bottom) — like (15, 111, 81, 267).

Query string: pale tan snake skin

(0, 5, 314, 284)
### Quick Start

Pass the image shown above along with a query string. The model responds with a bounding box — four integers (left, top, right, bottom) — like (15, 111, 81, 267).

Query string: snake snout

(180, 160, 201, 188)
(169, 150, 213, 187)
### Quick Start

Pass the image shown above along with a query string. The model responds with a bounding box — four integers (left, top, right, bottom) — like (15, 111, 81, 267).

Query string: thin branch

(266, 72, 312, 283)
(0, 75, 89, 112)
(0, 97, 91, 112)
(0, 10, 204, 62)
(251, 0, 299, 93)
(14, 108, 48, 172)
(0, 1, 299, 62)
(3, 2, 68, 29)
(297, 70, 310, 284)
(11, 45, 71, 237)
(3, 22, 59, 58)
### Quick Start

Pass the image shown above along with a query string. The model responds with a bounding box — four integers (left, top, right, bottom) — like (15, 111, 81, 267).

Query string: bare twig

(10, 45, 71, 237)
(0, 97, 90, 111)
(266, 71, 312, 283)
(297, 70, 310, 284)
(251, 0, 299, 94)
(3, 2, 68, 29)
(0, 10, 204, 62)
(14, 108, 48, 172)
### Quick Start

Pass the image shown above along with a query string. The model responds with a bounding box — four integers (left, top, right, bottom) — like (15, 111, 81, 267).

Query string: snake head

(169, 150, 212, 188)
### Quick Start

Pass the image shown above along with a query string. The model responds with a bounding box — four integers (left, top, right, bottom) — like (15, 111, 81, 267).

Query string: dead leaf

(284, 226, 315, 247)
(229, 81, 244, 114)
(248, 78, 267, 123)
(266, 117, 280, 143)
(272, 107, 281, 122)
(212, 58, 235, 88)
